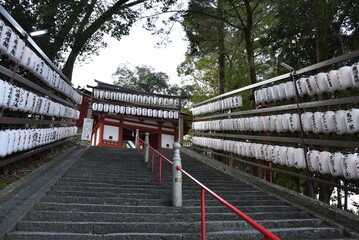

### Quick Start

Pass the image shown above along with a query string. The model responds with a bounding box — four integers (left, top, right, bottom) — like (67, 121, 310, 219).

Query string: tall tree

(1, 0, 177, 79)
(181, 0, 273, 101)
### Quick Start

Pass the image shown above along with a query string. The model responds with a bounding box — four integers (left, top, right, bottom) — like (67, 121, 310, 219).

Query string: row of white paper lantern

(255, 63, 359, 105)
(93, 89, 180, 107)
(92, 103, 179, 119)
(0, 126, 78, 157)
(192, 108, 359, 135)
(193, 137, 306, 169)
(0, 80, 79, 119)
(192, 95, 243, 116)
(255, 81, 296, 104)
(192, 137, 359, 179)
(296, 64, 359, 96)
(0, 20, 82, 104)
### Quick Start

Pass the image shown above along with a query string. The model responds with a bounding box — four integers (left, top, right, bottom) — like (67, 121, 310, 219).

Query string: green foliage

(1, 0, 177, 78)
(112, 64, 194, 100)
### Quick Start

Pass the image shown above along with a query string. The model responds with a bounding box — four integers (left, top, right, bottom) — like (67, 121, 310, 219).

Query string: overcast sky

(71, 20, 188, 90)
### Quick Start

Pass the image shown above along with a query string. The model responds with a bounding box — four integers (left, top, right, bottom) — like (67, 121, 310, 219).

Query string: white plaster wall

(103, 125, 119, 141)
(161, 134, 174, 149)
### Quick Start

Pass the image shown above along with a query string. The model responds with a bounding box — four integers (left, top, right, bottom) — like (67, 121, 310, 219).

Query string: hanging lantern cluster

(192, 95, 242, 116)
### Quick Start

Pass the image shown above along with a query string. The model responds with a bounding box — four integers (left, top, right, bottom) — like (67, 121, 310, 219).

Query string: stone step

(51, 184, 262, 195)
(203, 227, 346, 240)
(8, 227, 345, 240)
(39, 195, 172, 206)
(45, 190, 274, 201)
(39, 194, 285, 207)
(23, 210, 311, 222)
(35, 202, 295, 214)
(6, 231, 184, 240)
(16, 218, 326, 234)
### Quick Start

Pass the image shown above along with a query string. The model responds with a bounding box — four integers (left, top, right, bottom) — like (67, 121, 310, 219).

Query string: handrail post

(172, 142, 182, 207)
(135, 129, 139, 149)
(201, 187, 206, 240)
(144, 132, 149, 163)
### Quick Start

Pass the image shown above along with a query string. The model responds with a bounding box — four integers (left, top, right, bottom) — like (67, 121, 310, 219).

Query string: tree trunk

(62, 47, 79, 80)
(314, 0, 328, 62)
(217, 0, 225, 94)
(243, 0, 256, 109)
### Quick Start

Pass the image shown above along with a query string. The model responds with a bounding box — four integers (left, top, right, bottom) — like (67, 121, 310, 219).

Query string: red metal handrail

(176, 165, 281, 240)
(136, 136, 280, 240)
(137, 137, 172, 184)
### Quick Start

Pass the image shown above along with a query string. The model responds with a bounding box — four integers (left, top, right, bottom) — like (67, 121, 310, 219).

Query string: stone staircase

(5, 147, 359, 239)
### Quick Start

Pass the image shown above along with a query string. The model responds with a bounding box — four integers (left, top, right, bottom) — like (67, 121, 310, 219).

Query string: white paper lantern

(277, 83, 287, 101)
(110, 92, 116, 100)
(315, 72, 329, 94)
(115, 92, 121, 101)
(120, 106, 125, 114)
(341, 154, 359, 180)
(269, 115, 277, 132)
(136, 107, 142, 115)
(325, 70, 342, 92)
(254, 90, 261, 104)
(329, 152, 344, 177)
(305, 76, 317, 96)
(333, 110, 348, 135)
(296, 78, 308, 96)
(318, 151, 331, 174)
(267, 87, 275, 102)
(174, 111, 179, 119)
(275, 115, 284, 133)
(284, 81, 296, 99)
(138, 95, 143, 103)
(294, 148, 306, 169)
(121, 93, 127, 101)
(125, 107, 131, 114)
(6, 130, 15, 155)
(307, 150, 320, 172)
(289, 113, 301, 132)
(286, 147, 296, 167)
(168, 111, 174, 119)
(115, 105, 120, 113)
(97, 103, 103, 112)
(149, 96, 154, 105)
(153, 109, 158, 118)
(103, 104, 109, 112)
(281, 113, 291, 132)
(109, 105, 115, 113)
(345, 108, 359, 134)
(301, 112, 314, 133)
(272, 146, 281, 164)
(0, 131, 9, 157)
(147, 109, 153, 117)
(92, 102, 100, 112)
(350, 63, 359, 88)
(338, 66, 354, 89)
(158, 110, 163, 118)
(278, 146, 288, 165)
(322, 111, 336, 134)
(312, 112, 324, 134)
(131, 107, 137, 115)
(0, 80, 6, 107)
(130, 94, 137, 102)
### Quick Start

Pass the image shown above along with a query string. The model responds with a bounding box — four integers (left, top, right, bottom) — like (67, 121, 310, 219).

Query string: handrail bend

(136, 136, 280, 240)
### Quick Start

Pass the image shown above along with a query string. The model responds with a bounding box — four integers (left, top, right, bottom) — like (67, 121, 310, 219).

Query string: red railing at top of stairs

(136, 136, 281, 240)
(137, 137, 172, 184)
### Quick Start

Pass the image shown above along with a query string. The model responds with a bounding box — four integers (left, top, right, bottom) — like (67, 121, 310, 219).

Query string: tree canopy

(1, 0, 177, 79)
(112, 64, 194, 100)
(179, 0, 359, 103)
